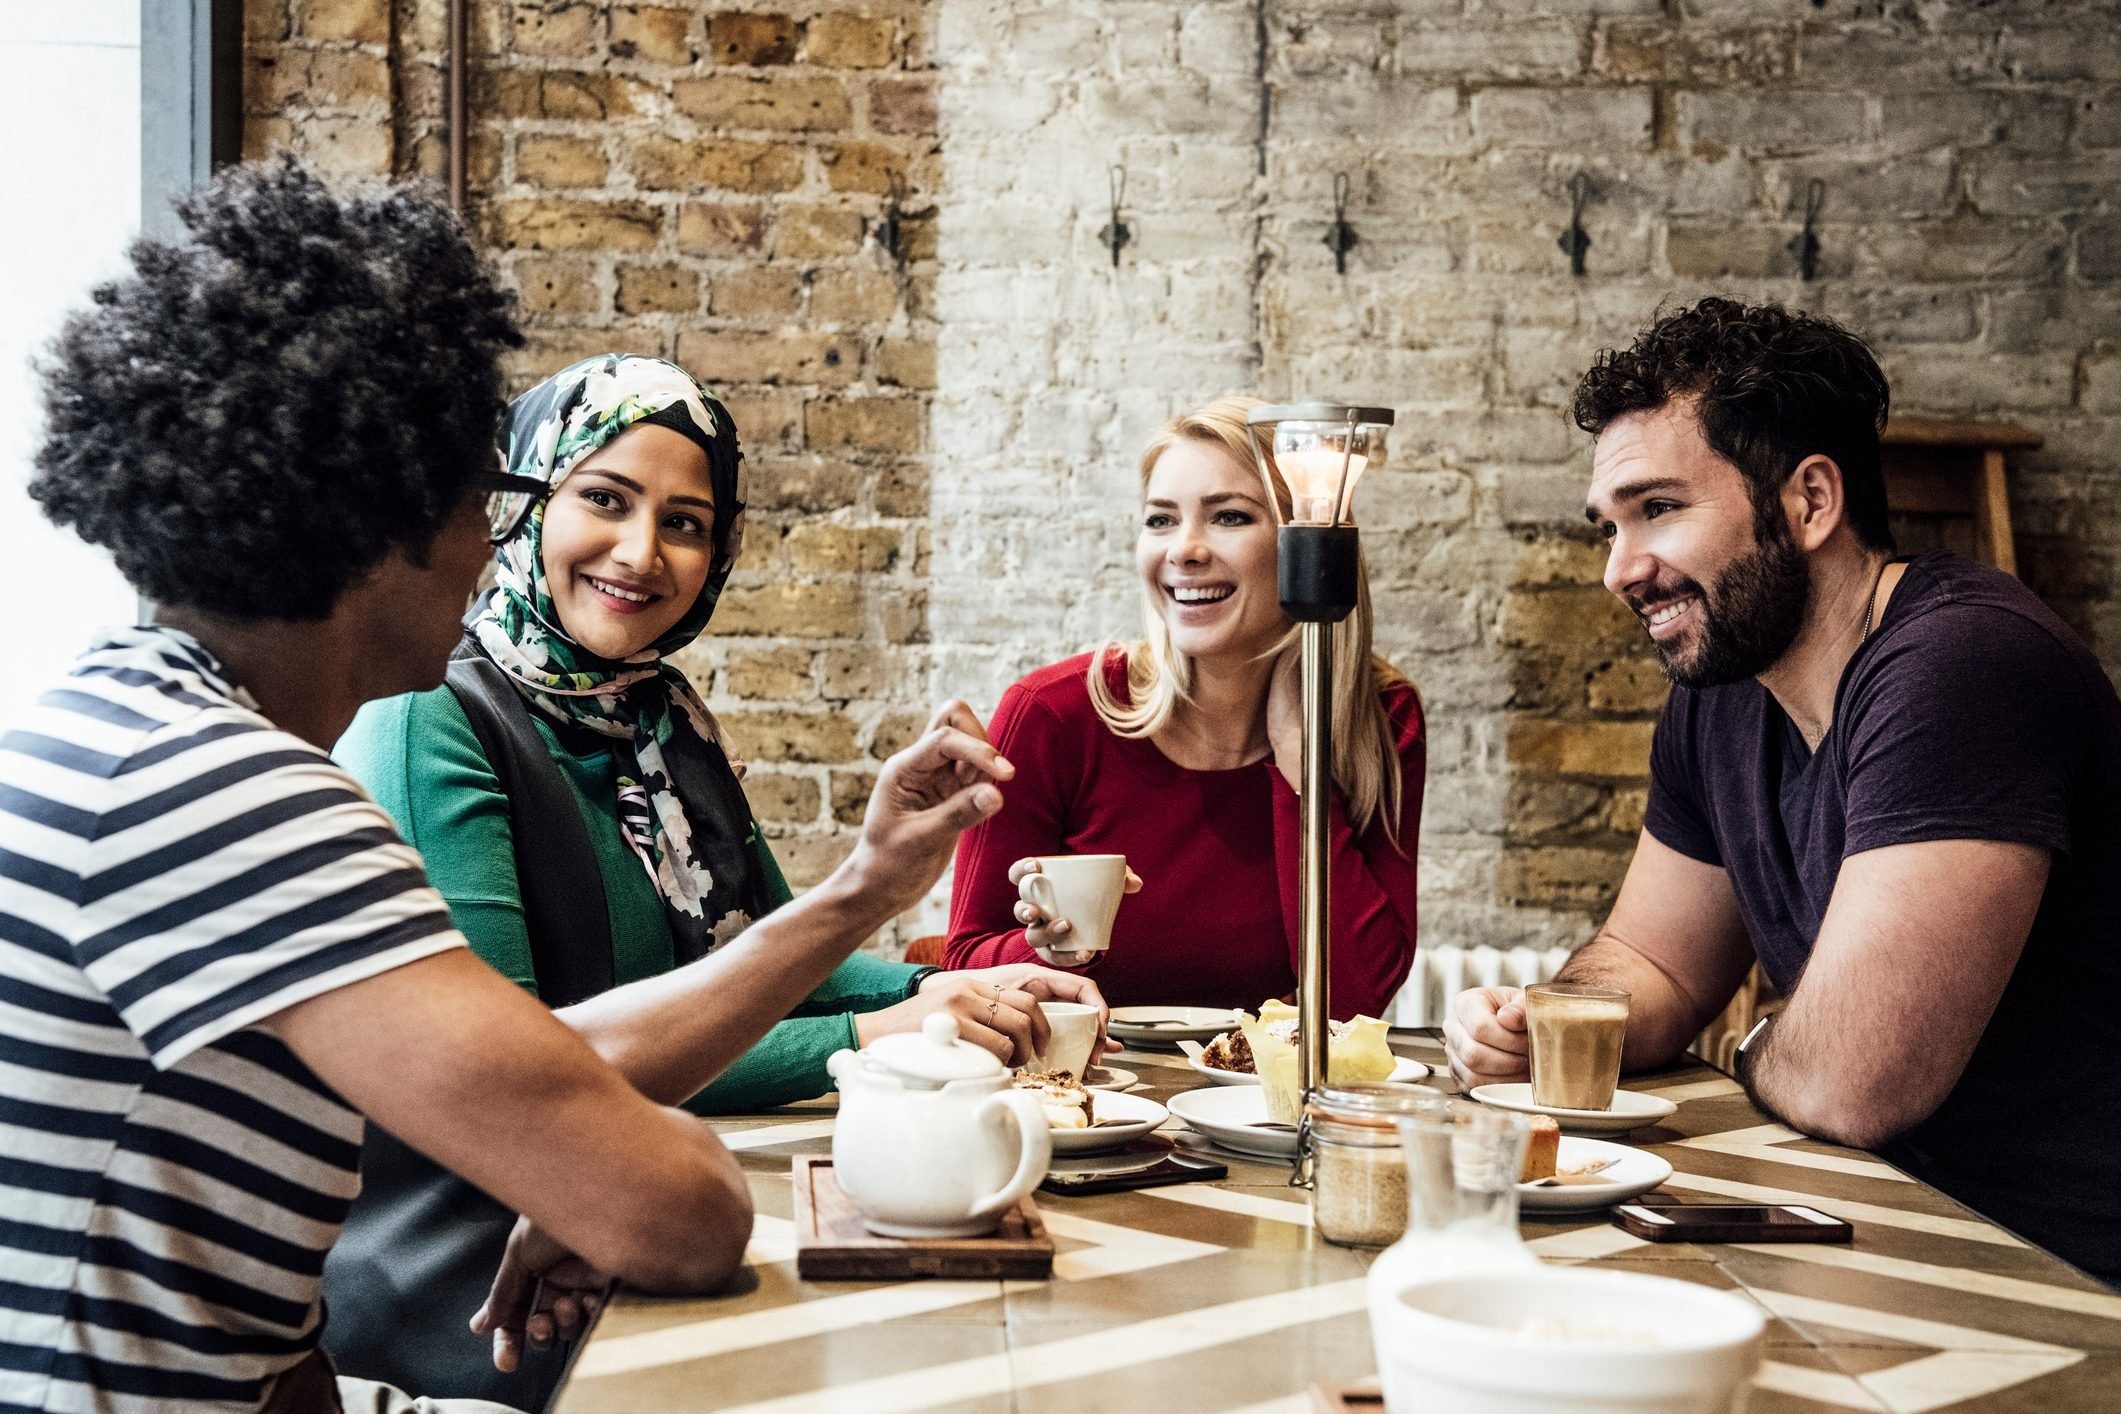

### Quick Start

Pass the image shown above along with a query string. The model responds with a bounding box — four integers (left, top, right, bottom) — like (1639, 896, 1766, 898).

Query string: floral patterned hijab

(468, 354, 768, 961)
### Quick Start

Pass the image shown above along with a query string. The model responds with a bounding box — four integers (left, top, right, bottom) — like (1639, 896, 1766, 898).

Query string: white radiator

(1389, 944, 1574, 1028)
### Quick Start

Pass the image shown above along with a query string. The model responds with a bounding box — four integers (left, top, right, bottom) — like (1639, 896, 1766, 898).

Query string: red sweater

(945, 653, 1424, 1020)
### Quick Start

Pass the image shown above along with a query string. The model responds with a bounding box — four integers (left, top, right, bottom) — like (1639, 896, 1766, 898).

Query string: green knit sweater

(334, 686, 923, 1112)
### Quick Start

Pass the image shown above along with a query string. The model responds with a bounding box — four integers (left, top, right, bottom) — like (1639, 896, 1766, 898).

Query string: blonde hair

(1088, 395, 1413, 844)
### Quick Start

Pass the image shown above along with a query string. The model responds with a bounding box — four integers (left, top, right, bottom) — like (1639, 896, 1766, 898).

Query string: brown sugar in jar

(1307, 1082, 1448, 1249)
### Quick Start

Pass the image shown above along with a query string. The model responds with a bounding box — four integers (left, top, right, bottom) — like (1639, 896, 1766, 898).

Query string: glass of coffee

(1524, 983, 1630, 1111)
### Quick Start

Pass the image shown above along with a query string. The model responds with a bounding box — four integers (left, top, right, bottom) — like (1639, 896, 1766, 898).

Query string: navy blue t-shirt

(1646, 550, 2121, 1281)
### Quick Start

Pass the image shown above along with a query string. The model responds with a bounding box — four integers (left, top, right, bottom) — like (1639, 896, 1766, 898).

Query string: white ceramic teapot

(826, 1012, 1052, 1238)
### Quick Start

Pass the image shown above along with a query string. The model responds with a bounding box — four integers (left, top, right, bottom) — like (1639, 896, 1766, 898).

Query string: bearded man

(1444, 297, 2121, 1286)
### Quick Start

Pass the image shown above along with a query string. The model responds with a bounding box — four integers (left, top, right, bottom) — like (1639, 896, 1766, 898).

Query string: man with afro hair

(0, 159, 1014, 1411)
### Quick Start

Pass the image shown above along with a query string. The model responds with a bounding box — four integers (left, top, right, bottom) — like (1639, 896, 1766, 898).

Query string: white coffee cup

(1024, 1001, 1100, 1081)
(1017, 854, 1127, 958)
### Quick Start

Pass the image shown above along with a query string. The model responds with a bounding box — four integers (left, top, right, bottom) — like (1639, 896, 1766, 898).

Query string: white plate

(1049, 1089, 1168, 1155)
(1109, 1006, 1244, 1047)
(1083, 1065, 1138, 1092)
(1517, 1137, 1673, 1213)
(1176, 1040, 1429, 1089)
(1165, 1087, 1299, 1159)
(1468, 1083, 1678, 1135)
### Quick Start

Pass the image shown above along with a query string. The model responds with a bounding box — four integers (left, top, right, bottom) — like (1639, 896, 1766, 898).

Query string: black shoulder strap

(444, 645, 615, 1008)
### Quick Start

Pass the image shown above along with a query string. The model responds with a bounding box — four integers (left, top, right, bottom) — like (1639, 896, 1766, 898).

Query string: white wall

(0, 4, 145, 720)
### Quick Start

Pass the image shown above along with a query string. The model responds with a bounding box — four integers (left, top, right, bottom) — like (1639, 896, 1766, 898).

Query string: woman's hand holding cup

(856, 974, 1049, 1066)
(1008, 855, 1140, 969)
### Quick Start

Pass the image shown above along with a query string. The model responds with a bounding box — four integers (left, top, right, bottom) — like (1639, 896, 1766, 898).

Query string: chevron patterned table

(554, 1032, 2121, 1413)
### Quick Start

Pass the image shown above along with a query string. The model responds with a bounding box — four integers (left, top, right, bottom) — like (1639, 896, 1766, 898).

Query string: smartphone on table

(1613, 1201, 1853, 1244)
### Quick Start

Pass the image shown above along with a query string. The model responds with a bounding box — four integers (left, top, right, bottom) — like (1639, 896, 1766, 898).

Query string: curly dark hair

(1572, 297, 1894, 551)
(30, 158, 522, 620)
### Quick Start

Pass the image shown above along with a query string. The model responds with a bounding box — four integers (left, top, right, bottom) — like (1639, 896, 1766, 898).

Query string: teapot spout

(826, 1049, 860, 1084)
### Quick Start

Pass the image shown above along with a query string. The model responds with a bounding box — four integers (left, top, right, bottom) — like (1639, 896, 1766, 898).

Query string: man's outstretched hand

(839, 700, 1013, 919)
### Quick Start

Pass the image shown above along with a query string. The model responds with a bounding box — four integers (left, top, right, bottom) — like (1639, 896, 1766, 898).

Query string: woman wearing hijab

(321, 355, 1103, 1408)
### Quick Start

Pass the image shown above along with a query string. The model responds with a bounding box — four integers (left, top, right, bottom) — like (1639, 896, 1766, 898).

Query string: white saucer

(1109, 1006, 1244, 1047)
(1469, 1083, 1678, 1135)
(1049, 1089, 1168, 1154)
(1517, 1137, 1673, 1213)
(1177, 1040, 1428, 1089)
(1083, 1065, 1138, 1092)
(1166, 1087, 1298, 1159)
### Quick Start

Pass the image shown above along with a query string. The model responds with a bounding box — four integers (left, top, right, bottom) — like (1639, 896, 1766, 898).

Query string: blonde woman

(943, 397, 1423, 1017)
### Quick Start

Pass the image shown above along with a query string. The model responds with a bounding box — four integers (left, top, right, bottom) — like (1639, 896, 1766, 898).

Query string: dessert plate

(1166, 1086, 1298, 1159)
(1517, 1137, 1673, 1213)
(1109, 1006, 1244, 1047)
(1176, 1040, 1428, 1088)
(1468, 1083, 1678, 1135)
(1050, 1089, 1167, 1155)
(1082, 1065, 1139, 1092)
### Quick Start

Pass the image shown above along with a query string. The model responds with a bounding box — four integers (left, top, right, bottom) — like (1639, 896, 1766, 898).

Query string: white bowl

(1371, 1268, 1764, 1414)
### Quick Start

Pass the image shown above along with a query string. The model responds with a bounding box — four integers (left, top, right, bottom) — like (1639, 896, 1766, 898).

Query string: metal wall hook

(870, 172, 909, 271)
(1324, 171, 1359, 276)
(1558, 171, 1592, 277)
(1098, 165, 1133, 268)
(1788, 178, 1825, 281)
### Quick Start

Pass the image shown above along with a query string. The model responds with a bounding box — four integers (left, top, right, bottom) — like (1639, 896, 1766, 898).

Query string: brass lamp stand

(1243, 403, 1395, 1138)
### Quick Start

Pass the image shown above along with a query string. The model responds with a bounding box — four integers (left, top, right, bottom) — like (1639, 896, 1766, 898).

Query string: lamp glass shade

(1271, 420, 1386, 526)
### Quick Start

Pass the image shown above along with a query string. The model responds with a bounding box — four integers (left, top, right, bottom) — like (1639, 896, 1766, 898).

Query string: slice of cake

(1200, 1030, 1255, 1073)
(1014, 1070, 1095, 1129)
(1519, 1114, 1562, 1183)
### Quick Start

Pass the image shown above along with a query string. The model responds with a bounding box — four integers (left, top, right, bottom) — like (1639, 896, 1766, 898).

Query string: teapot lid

(863, 1012, 1006, 1085)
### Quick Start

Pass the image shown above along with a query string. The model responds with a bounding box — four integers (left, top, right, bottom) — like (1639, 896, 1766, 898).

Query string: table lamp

(1243, 402, 1396, 1125)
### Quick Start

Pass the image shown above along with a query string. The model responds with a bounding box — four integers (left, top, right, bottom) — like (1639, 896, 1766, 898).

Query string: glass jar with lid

(1306, 1082, 1447, 1248)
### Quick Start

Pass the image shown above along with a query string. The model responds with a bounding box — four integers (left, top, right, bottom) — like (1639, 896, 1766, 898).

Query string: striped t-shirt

(0, 627, 464, 1412)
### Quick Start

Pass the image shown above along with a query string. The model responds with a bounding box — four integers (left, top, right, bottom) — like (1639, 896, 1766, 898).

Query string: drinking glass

(1524, 982, 1630, 1111)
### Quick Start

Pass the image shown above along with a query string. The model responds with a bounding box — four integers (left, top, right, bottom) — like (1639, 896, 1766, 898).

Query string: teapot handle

(968, 1090, 1053, 1222)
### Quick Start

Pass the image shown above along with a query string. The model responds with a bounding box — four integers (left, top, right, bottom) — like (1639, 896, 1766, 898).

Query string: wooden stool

(1880, 416, 2041, 575)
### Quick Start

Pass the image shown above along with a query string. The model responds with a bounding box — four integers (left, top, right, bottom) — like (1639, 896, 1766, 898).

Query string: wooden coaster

(791, 1155, 1054, 1281)
(1309, 1384, 1383, 1411)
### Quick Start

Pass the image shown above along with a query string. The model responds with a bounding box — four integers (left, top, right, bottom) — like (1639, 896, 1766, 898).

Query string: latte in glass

(1524, 983, 1630, 1111)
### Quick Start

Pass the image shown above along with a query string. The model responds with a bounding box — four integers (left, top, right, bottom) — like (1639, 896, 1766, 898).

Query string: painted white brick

(1179, 3, 1259, 77)
(1468, 87, 1655, 151)
(1396, 19, 1588, 81)
(1677, 90, 1870, 156)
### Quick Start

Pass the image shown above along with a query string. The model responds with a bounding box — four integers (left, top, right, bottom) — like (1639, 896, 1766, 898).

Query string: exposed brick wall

(930, 0, 2121, 950)
(243, 0, 397, 174)
(246, 0, 2121, 955)
(1252, 0, 2121, 941)
(245, 0, 938, 939)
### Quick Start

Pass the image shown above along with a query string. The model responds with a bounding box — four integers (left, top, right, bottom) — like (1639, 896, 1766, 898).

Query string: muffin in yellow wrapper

(1239, 1000, 1396, 1124)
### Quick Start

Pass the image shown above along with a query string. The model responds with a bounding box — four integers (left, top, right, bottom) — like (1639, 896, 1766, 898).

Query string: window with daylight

(0, 1, 237, 720)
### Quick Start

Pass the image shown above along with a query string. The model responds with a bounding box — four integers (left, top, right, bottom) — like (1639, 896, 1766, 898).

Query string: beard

(1639, 519, 1811, 689)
